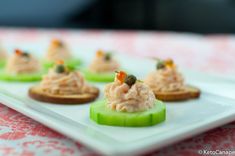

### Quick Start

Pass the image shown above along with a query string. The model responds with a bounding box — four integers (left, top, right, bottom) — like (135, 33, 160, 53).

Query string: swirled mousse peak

(104, 71, 155, 112)
(145, 58, 185, 92)
(40, 60, 95, 95)
(6, 49, 40, 74)
(89, 49, 119, 73)
(46, 39, 71, 62)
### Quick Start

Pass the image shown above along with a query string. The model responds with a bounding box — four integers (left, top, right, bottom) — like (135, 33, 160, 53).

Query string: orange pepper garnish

(56, 60, 64, 65)
(116, 71, 127, 83)
(15, 49, 23, 55)
(52, 39, 62, 46)
(164, 59, 174, 68)
(96, 49, 104, 57)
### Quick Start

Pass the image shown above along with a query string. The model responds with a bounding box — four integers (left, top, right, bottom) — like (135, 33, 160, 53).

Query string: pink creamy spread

(46, 39, 71, 62)
(40, 69, 95, 95)
(105, 79, 155, 112)
(6, 50, 40, 74)
(89, 50, 119, 73)
(145, 66, 184, 92)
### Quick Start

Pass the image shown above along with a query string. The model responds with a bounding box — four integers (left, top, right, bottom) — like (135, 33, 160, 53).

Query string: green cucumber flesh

(82, 69, 115, 82)
(0, 60, 6, 68)
(90, 100, 166, 127)
(0, 70, 45, 82)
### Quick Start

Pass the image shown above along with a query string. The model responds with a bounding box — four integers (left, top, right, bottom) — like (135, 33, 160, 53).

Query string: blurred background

(0, 0, 235, 34)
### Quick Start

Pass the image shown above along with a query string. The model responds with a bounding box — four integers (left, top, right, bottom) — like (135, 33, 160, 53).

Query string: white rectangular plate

(0, 54, 235, 155)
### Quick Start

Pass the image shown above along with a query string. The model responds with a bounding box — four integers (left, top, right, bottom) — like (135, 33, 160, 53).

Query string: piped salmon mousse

(90, 71, 166, 127)
(43, 39, 82, 70)
(0, 49, 43, 82)
(145, 59, 200, 101)
(82, 49, 120, 82)
(29, 60, 99, 104)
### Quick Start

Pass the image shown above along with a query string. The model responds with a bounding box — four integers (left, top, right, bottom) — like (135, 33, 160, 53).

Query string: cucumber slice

(0, 70, 46, 82)
(43, 58, 82, 70)
(90, 100, 166, 127)
(81, 69, 115, 82)
(0, 60, 6, 68)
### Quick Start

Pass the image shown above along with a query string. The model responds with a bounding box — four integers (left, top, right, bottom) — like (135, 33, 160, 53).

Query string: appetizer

(82, 49, 120, 82)
(29, 60, 99, 104)
(90, 71, 166, 127)
(0, 49, 43, 82)
(0, 44, 7, 67)
(43, 39, 81, 70)
(145, 59, 200, 101)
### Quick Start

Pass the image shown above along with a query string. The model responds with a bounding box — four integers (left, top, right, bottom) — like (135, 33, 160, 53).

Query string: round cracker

(154, 90, 190, 101)
(185, 85, 201, 98)
(153, 85, 200, 101)
(28, 86, 99, 104)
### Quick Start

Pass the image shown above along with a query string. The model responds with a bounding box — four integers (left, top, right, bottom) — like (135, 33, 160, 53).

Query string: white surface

(0, 54, 235, 155)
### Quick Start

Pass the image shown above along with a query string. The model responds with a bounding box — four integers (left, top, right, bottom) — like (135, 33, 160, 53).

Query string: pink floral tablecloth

(0, 28, 235, 156)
